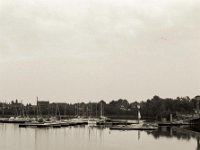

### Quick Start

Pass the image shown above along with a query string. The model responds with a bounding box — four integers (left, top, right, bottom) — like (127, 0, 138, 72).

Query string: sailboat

(96, 102, 111, 125)
(19, 97, 50, 128)
(88, 102, 110, 125)
(7, 101, 29, 123)
(87, 103, 99, 125)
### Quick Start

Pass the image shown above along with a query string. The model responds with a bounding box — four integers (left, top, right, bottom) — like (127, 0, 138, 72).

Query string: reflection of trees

(197, 136, 200, 150)
(146, 126, 200, 141)
(146, 126, 200, 150)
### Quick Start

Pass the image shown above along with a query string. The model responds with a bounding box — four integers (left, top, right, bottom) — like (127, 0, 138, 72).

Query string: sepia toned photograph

(0, 0, 200, 150)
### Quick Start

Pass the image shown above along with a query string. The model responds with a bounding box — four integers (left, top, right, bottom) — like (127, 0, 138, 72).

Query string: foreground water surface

(0, 124, 199, 150)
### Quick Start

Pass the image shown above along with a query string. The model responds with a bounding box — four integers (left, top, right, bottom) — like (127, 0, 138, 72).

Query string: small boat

(59, 121, 69, 127)
(88, 117, 100, 125)
(1, 116, 29, 124)
(69, 117, 88, 125)
(48, 122, 61, 128)
(19, 118, 51, 128)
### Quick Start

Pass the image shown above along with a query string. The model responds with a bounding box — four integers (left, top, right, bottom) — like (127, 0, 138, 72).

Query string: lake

(0, 124, 199, 150)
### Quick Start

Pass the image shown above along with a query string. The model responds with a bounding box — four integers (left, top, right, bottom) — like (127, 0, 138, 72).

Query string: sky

(0, 0, 200, 104)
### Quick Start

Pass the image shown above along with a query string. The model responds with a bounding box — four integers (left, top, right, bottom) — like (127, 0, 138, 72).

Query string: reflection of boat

(110, 123, 158, 130)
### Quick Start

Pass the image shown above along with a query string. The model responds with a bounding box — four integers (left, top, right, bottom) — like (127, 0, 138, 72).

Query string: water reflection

(146, 126, 200, 140)
(88, 125, 106, 143)
(138, 131, 141, 141)
(145, 126, 200, 150)
(0, 124, 199, 150)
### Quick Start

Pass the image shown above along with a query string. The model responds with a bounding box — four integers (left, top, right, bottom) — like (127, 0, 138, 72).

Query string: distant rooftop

(194, 96, 200, 99)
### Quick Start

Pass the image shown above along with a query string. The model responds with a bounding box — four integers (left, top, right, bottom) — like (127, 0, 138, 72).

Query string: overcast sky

(0, 0, 200, 104)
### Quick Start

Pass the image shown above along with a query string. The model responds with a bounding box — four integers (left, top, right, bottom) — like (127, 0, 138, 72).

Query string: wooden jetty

(158, 122, 190, 126)
(96, 121, 133, 126)
(110, 124, 158, 131)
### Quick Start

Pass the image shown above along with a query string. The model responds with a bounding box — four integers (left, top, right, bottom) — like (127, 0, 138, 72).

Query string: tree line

(0, 95, 198, 120)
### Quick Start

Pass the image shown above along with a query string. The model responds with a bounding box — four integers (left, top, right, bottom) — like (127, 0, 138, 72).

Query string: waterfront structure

(195, 96, 200, 115)
(37, 100, 50, 116)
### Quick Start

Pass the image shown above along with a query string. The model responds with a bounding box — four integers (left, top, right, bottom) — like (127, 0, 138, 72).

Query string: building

(37, 101, 50, 116)
(194, 96, 200, 115)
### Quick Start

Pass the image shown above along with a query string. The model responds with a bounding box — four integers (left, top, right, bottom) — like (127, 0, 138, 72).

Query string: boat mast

(137, 105, 141, 124)
(100, 102, 104, 118)
(2, 101, 4, 116)
(21, 100, 25, 118)
(96, 103, 97, 117)
(56, 104, 61, 121)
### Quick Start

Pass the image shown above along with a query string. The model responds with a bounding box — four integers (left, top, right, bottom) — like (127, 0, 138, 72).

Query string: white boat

(6, 116, 30, 123)
(88, 117, 100, 125)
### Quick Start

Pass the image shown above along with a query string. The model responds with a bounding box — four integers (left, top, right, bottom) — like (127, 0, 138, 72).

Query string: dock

(110, 124, 158, 131)
(158, 122, 190, 126)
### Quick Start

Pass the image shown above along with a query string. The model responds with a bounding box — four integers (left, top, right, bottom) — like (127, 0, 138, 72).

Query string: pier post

(170, 114, 173, 123)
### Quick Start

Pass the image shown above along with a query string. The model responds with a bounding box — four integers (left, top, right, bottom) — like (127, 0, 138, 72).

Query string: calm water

(0, 124, 199, 150)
